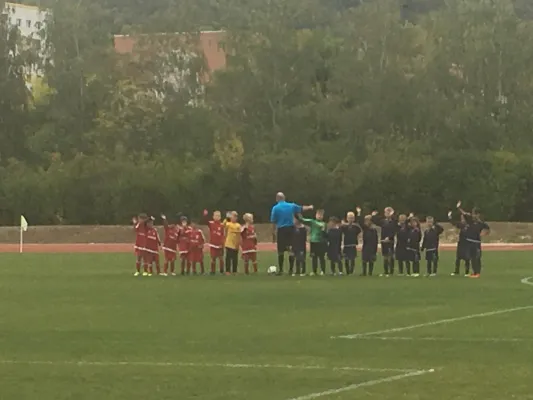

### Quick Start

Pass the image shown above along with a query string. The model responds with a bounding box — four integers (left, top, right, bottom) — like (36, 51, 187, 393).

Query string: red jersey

(189, 229, 205, 251)
(207, 220, 225, 248)
(134, 222, 146, 250)
(145, 227, 161, 253)
(241, 225, 257, 253)
(178, 226, 192, 253)
(163, 225, 179, 251)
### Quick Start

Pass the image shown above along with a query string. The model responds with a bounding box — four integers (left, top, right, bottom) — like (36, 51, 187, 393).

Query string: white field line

(333, 305, 533, 339)
(286, 369, 434, 400)
(0, 359, 416, 373)
(521, 277, 533, 286)
(354, 336, 531, 343)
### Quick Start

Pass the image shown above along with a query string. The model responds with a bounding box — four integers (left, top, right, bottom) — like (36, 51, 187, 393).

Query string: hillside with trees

(1, 0, 533, 224)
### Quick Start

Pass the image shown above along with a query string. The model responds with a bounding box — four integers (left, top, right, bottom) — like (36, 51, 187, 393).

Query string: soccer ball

(267, 265, 278, 275)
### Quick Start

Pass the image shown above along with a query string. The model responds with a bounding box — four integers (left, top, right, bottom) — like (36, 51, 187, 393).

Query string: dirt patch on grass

(0, 222, 531, 244)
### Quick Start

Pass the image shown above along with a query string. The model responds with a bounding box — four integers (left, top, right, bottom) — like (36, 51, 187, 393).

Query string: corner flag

(21, 215, 28, 232)
(20, 215, 28, 253)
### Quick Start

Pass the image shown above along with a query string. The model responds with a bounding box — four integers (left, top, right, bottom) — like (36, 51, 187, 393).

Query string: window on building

(16, 18, 21, 26)
(26, 19, 31, 28)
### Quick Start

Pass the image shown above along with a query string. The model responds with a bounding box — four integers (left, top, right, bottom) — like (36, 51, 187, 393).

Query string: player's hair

(346, 212, 355, 218)
(213, 210, 221, 216)
(364, 215, 372, 222)
(243, 213, 253, 222)
(426, 216, 434, 222)
(316, 209, 325, 215)
(329, 216, 339, 223)
(138, 213, 148, 219)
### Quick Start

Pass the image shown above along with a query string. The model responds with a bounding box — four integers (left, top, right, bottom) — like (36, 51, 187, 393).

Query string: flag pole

(20, 224, 23, 254)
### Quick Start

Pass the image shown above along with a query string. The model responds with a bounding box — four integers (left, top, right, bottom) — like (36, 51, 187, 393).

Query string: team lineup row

(131, 200, 490, 278)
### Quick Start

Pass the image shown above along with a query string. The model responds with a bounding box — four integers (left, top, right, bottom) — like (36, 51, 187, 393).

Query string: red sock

(244, 261, 249, 274)
(170, 261, 175, 273)
(200, 262, 205, 274)
(211, 260, 216, 273)
(219, 258, 224, 273)
(191, 263, 196, 274)
(149, 265, 153, 274)
(253, 262, 258, 273)
(136, 260, 141, 272)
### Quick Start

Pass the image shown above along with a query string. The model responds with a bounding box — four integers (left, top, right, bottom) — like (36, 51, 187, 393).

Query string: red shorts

(188, 249, 204, 263)
(179, 251, 189, 260)
(134, 247, 143, 258)
(143, 251, 159, 264)
(209, 246, 224, 258)
(242, 251, 257, 262)
(163, 249, 177, 262)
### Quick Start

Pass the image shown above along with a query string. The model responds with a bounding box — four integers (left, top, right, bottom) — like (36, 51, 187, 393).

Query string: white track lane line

(286, 369, 434, 400)
(333, 305, 533, 339)
(0, 359, 416, 373)
(354, 336, 531, 343)
(521, 277, 533, 286)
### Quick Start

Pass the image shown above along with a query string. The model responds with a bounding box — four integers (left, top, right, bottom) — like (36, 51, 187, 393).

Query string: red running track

(1, 243, 533, 253)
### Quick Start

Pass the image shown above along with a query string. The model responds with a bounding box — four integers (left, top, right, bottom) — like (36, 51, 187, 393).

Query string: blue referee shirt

(270, 201, 302, 228)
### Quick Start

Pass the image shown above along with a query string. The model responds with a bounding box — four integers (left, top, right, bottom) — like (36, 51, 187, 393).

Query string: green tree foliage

(2, 0, 533, 224)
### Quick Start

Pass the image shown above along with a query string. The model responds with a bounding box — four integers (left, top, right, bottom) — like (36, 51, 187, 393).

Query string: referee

(270, 192, 313, 274)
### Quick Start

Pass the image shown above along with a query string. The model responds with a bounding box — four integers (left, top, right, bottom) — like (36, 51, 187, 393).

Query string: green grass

(0, 251, 532, 399)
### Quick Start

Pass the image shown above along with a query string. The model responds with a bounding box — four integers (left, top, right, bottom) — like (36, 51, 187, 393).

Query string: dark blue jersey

(362, 226, 378, 254)
(407, 228, 422, 251)
(396, 223, 410, 249)
(341, 223, 361, 247)
(464, 215, 490, 244)
(327, 227, 343, 254)
(373, 216, 398, 242)
(422, 224, 444, 251)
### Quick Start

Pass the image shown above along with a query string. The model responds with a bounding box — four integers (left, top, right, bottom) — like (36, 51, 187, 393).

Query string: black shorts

(310, 242, 327, 258)
(292, 249, 306, 262)
(467, 242, 482, 260)
(276, 226, 293, 253)
(362, 251, 376, 263)
(328, 250, 341, 262)
(395, 246, 409, 262)
(456, 243, 469, 261)
(343, 246, 357, 260)
(381, 242, 394, 257)
(407, 249, 420, 262)
(425, 250, 439, 262)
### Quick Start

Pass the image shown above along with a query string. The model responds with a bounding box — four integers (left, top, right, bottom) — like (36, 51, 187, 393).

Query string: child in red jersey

(177, 216, 192, 275)
(241, 213, 258, 274)
(187, 221, 205, 275)
(161, 214, 179, 276)
(144, 217, 161, 276)
(204, 209, 225, 275)
(132, 213, 148, 276)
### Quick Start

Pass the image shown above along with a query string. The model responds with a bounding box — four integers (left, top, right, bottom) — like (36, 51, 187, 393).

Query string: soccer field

(0, 251, 532, 400)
